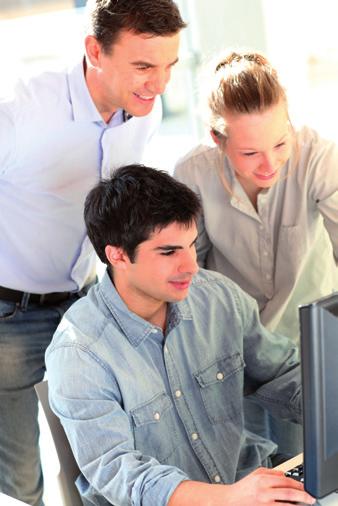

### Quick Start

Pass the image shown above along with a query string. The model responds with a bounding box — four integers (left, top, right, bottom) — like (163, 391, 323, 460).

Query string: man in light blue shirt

(0, 2, 186, 504)
(46, 165, 314, 506)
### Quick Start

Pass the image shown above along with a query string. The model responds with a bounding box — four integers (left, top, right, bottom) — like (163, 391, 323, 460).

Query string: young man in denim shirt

(46, 165, 314, 506)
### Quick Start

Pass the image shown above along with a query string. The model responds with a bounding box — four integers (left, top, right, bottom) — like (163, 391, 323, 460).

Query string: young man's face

(115, 221, 199, 314)
(87, 29, 180, 117)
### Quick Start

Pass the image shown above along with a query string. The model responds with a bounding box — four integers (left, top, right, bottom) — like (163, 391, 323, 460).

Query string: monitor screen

(300, 292, 338, 498)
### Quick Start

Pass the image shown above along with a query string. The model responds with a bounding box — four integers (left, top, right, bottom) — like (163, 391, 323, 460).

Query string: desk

(275, 454, 338, 505)
(318, 495, 338, 506)
(0, 493, 29, 505)
(275, 452, 304, 472)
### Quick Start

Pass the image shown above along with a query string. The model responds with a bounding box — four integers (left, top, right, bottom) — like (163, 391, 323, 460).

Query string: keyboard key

(285, 463, 304, 483)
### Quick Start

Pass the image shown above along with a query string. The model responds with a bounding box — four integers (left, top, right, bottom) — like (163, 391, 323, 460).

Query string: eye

(136, 65, 151, 71)
(242, 152, 257, 157)
(160, 250, 175, 256)
(275, 142, 286, 149)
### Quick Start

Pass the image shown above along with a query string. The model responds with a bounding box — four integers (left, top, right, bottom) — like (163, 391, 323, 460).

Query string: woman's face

(221, 100, 292, 192)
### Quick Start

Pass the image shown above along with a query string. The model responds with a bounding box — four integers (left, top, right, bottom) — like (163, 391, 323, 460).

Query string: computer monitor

(300, 292, 338, 499)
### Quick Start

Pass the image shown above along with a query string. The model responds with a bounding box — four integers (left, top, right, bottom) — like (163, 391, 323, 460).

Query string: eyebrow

(131, 57, 179, 68)
(154, 235, 198, 252)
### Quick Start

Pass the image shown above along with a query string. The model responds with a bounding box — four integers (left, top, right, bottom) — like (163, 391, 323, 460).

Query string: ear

(210, 129, 221, 146)
(85, 35, 102, 67)
(105, 245, 130, 270)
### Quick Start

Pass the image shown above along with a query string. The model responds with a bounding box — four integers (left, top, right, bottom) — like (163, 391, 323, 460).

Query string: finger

(267, 487, 315, 504)
(278, 476, 306, 490)
(255, 472, 306, 491)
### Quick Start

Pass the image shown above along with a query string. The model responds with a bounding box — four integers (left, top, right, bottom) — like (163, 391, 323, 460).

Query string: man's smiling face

(87, 29, 180, 117)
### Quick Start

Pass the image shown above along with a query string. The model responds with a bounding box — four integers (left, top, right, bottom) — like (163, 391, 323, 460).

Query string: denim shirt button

(216, 372, 224, 381)
(175, 390, 182, 398)
(214, 474, 221, 483)
(153, 412, 160, 421)
(191, 432, 199, 441)
(164, 345, 169, 354)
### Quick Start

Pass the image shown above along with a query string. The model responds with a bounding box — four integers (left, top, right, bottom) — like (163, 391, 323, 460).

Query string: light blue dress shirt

(0, 62, 161, 293)
(46, 268, 301, 506)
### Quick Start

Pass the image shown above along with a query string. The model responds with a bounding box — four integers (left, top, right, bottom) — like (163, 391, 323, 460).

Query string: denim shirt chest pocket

(194, 353, 245, 424)
(130, 392, 179, 463)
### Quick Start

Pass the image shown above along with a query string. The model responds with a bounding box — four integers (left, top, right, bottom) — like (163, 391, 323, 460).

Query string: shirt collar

(67, 59, 133, 125)
(223, 155, 267, 215)
(98, 270, 192, 347)
(68, 60, 103, 123)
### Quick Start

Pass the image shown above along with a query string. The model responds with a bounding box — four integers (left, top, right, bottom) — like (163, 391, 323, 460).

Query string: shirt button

(154, 412, 160, 421)
(216, 372, 224, 381)
(214, 474, 221, 483)
(191, 432, 199, 441)
(175, 390, 182, 398)
(150, 328, 157, 334)
(164, 345, 168, 353)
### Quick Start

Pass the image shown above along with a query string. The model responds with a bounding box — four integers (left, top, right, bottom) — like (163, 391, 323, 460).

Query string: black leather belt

(0, 285, 76, 305)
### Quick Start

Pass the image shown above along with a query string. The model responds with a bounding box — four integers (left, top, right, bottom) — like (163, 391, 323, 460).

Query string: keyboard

(285, 463, 304, 483)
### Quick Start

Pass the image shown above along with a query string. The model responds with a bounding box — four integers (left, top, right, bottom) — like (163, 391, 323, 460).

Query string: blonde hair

(207, 50, 287, 146)
(201, 50, 296, 200)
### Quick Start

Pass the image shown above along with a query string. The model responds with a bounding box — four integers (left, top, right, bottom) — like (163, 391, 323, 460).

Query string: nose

(148, 68, 171, 95)
(179, 249, 199, 275)
(261, 152, 275, 172)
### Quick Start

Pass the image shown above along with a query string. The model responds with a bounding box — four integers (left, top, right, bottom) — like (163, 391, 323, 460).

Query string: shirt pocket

(194, 353, 244, 425)
(130, 392, 179, 463)
(276, 225, 308, 281)
(279, 224, 309, 258)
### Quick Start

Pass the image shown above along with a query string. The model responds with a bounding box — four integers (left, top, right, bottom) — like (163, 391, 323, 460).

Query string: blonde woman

(174, 50, 338, 459)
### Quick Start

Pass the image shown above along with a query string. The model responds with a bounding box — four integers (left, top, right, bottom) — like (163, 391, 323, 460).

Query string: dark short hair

(87, 0, 187, 53)
(84, 164, 201, 263)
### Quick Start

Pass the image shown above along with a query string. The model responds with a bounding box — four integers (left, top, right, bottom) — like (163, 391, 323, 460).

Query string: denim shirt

(46, 269, 301, 506)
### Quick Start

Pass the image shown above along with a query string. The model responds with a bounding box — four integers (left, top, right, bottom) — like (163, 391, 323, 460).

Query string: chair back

(35, 380, 83, 506)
